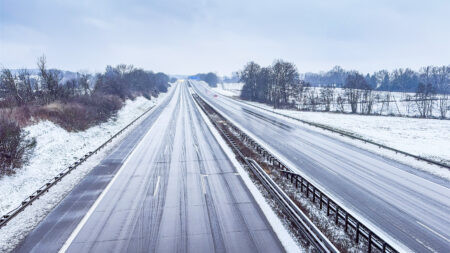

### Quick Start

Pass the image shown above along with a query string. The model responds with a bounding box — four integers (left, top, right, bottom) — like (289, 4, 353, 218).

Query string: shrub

(0, 117, 36, 175)
(34, 94, 123, 131)
(0, 106, 33, 127)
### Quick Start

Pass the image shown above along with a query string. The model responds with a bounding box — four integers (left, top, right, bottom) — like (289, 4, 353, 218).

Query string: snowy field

(215, 82, 449, 118)
(0, 89, 171, 252)
(214, 83, 450, 175)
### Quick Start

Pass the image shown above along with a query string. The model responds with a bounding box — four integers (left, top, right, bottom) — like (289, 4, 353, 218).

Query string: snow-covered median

(0, 92, 169, 251)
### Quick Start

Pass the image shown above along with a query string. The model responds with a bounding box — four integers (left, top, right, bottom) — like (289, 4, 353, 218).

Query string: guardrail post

(312, 188, 316, 203)
(345, 213, 349, 232)
(295, 177, 298, 188)
(335, 206, 339, 224)
(306, 182, 309, 198)
(383, 242, 387, 252)
(327, 199, 330, 216)
(300, 178, 304, 192)
(319, 193, 323, 209)
(355, 223, 360, 243)
(368, 232, 372, 253)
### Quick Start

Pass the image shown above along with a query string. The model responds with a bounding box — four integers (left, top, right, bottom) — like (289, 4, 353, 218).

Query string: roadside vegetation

(0, 56, 171, 175)
(237, 60, 449, 118)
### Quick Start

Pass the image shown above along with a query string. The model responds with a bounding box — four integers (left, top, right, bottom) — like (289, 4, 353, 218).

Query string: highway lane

(16, 82, 284, 253)
(192, 81, 450, 252)
(14, 82, 179, 253)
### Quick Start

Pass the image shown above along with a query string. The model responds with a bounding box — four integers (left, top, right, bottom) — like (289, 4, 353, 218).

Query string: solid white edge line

(58, 84, 178, 253)
(200, 175, 207, 195)
(417, 221, 449, 243)
(192, 90, 303, 253)
(153, 176, 161, 197)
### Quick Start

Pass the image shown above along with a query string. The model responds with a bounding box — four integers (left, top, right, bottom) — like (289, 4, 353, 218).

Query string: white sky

(1, 0, 449, 76)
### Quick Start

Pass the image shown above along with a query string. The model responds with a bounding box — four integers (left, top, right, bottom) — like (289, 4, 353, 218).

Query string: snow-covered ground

(216, 82, 243, 97)
(214, 83, 449, 118)
(0, 90, 171, 251)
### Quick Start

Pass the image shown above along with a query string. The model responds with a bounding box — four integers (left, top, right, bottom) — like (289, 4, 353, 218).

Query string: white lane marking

(417, 221, 450, 243)
(153, 176, 161, 197)
(58, 98, 165, 253)
(201, 175, 207, 195)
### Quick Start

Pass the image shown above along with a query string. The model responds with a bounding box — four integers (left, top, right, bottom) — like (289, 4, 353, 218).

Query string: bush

(35, 94, 123, 131)
(0, 106, 33, 127)
(0, 117, 36, 175)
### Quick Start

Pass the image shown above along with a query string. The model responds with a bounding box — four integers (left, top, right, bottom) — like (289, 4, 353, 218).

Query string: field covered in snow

(0, 93, 168, 216)
(214, 83, 450, 174)
(215, 82, 449, 118)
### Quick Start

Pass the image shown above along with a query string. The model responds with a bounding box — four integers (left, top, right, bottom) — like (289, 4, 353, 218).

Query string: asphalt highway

(15, 82, 283, 253)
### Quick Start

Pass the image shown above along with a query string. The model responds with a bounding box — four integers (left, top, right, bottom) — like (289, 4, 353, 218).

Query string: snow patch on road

(0, 91, 170, 252)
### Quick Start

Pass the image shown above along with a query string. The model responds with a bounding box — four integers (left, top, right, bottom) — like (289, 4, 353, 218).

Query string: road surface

(192, 81, 450, 252)
(14, 83, 284, 253)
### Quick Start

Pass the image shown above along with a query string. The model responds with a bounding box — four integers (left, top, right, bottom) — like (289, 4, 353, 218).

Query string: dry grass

(0, 94, 123, 132)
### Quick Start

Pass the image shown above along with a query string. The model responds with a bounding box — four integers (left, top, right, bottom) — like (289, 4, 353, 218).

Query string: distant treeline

(303, 65, 449, 93)
(238, 60, 448, 119)
(189, 72, 218, 87)
(0, 58, 171, 108)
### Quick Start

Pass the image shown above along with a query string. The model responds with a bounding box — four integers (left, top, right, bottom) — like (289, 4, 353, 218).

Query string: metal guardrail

(279, 170, 395, 253)
(193, 93, 337, 253)
(0, 104, 157, 229)
(193, 92, 399, 253)
(235, 98, 450, 170)
(246, 159, 338, 253)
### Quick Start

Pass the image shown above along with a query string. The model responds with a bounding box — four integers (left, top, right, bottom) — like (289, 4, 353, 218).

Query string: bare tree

(336, 94, 345, 112)
(320, 85, 334, 111)
(361, 89, 374, 114)
(0, 69, 24, 105)
(306, 87, 319, 111)
(271, 60, 300, 108)
(79, 72, 91, 95)
(37, 55, 62, 103)
(415, 83, 435, 118)
(239, 62, 261, 101)
(344, 73, 370, 113)
(17, 69, 35, 102)
(438, 94, 448, 118)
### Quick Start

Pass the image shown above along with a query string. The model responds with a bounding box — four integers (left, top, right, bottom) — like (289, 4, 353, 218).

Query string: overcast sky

(1, 0, 449, 76)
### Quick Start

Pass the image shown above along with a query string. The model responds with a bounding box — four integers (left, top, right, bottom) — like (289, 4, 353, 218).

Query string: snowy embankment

(213, 84, 450, 179)
(0, 91, 169, 251)
(216, 82, 243, 97)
